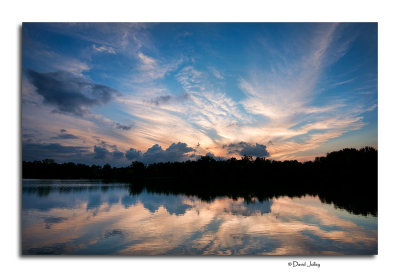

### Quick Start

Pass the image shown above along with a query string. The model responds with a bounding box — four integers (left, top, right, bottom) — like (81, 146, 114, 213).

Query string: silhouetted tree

(22, 146, 378, 215)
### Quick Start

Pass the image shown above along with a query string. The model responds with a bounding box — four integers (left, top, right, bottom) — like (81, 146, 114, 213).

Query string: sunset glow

(22, 23, 377, 165)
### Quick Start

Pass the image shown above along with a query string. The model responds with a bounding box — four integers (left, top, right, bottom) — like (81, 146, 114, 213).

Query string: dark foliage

(22, 147, 378, 216)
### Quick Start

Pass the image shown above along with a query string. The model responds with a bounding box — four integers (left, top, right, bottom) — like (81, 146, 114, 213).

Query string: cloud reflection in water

(22, 182, 377, 255)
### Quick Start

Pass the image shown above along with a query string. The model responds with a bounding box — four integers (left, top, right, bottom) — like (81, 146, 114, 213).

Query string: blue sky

(22, 23, 377, 165)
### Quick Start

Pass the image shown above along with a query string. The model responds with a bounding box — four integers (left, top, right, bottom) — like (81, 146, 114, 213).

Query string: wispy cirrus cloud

(133, 52, 183, 82)
(32, 23, 149, 53)
(22, 30, 90, 76)
(28, 49, 90, 76)
(118, 67, 253, 157)
(22, 23, 377, 164)
(175, 66, 204, 91)
(92, 44, 116, 54)
(63, 22, 371, 162)
(209, 66, 224, 80)
(235, 23, 371, 160)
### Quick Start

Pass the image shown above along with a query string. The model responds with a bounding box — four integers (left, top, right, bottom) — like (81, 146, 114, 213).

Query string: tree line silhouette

(22, 146, 377, 216)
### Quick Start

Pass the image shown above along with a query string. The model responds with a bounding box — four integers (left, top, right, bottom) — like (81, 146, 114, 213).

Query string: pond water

(22, 179, 377, 255)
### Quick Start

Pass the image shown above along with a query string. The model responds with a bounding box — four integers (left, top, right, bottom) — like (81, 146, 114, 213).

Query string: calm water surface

(22, 179, 377, 255)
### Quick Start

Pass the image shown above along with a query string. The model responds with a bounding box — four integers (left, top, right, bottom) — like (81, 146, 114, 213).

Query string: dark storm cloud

(148, 91, 190, 106)
(92, 139, 117, 151)
(125, 142, 195, 163)
(150, 95, 172, 106)
(125, 148, 143, 161)
(97, 140, 117, 151)
(51, 129, 79, 140)
(22, 133, 35, 143)
(22, 143, 90, 162)
(24, 142, 126, 164)
(115, 123, 132, 131)
(23, 141, 197, 165)
(26, 243, 67, 255)
(93, 145, 109, 159)
(142, 142, 195, 163)
(205, 152, 216, 158)
(223, 142, 270, 157)
(192, 151, 225, 161)
(26, 70, 120, 116)
(54, 133, 79, 139)
(141, 144, 165, 163)
(112, 150, 124, 159)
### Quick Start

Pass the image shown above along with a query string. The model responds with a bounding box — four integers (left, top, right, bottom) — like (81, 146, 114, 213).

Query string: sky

(22, 23, 377, 165)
